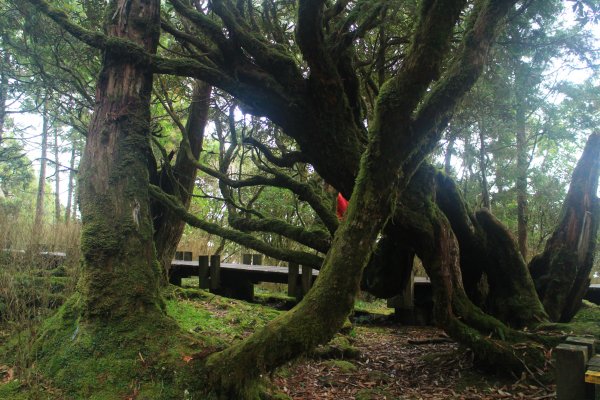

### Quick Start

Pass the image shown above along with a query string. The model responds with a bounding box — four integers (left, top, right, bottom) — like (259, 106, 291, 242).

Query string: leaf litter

(273, 325, 555, 399)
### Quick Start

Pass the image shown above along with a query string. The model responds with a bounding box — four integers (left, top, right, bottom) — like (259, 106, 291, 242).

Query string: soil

(274, 324, 556, 400)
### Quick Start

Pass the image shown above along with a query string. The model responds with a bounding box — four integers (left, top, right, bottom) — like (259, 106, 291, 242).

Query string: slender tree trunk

(515, 90, 529, 260)
(54, 129, 61, 223)
(77, 0, 162, 319)
(34, 100, 49, 228)
(152, 81, 211, 277)
(529, 133, 600, 322)
(444, 136, 455, 175)
(65, 142, 76, 225)
(0, 51, 8, 143)
(477, 122, 491, 211)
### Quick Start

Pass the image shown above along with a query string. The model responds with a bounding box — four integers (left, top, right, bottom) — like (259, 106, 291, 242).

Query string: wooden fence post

(242, 253, 252, 265)
(555, 343, 589, 400)
(198, 255, 210, 289)
(252, 254, 263, 266)
(210, 255, 221, 292)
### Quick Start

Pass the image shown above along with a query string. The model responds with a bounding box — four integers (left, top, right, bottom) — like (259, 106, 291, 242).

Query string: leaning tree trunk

(529, 132, 600, 322)
(152, 81, 211, 278)
(77, 0, 163, 319)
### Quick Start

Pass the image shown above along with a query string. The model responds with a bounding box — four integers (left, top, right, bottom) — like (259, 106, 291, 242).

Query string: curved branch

(229, 215, 331, 253)
(149, 185, 324, 268)
(211, 0, 302, 88)
(411, 0, 519, 158)
(243, 137, 309, 168)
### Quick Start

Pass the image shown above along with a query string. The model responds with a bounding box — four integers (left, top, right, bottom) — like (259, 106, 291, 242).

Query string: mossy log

(530, 132, 600, 322)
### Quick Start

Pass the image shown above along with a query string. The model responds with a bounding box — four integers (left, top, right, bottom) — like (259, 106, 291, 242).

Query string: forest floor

(274, 323, 556, 400)
(0, 276, 571, 400)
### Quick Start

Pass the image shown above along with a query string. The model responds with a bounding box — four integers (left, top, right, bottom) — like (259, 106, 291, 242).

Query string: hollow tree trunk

(152, 81, 211, 278)
(529, 132, 600, 322)
(77, 0, 162, 319)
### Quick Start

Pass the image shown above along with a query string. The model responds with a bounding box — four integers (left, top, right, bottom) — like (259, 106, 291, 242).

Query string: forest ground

(0, 273, 581, 399)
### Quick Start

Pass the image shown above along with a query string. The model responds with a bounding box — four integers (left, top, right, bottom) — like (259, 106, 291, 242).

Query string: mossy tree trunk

(77, 0, 163, 319)
(529, 132, 600, 322)
(396, 165, 550, 372)
(196, 0, 521, 396)
(152, 81, 211, 278)
(434, 168, 547, 328)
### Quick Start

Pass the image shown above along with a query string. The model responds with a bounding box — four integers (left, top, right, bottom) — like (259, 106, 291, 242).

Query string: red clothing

(336, 193, 349, 220)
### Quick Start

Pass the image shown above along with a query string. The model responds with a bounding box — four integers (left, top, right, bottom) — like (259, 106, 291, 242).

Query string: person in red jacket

(336, 193, 349, 220)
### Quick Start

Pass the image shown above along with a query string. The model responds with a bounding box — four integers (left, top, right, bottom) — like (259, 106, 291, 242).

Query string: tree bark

(529, 132, 600, 322)
(152, 80, 211, 278)
(77, 0, 162, 319)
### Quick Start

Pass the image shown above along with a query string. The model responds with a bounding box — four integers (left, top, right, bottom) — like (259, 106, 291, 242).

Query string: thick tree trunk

(34, 100, 49, 229)
(361, 221, 415, 299)
(77, 0, 162, 319)
(152, 81, 211, 277)
(397, 166, 550, 372)
(529, 132, 600, 322)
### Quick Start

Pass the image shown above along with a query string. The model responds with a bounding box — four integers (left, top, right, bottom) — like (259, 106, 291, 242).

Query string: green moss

(355, 387, 393, 400)
(323, 359, 357, 373)
(166, 288, 281, 345)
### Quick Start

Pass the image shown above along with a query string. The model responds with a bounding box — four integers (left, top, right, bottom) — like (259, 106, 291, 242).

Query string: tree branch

(149, 185, 324, 268)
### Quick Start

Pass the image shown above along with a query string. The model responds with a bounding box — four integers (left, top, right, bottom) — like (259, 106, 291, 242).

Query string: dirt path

(274, 325, 555, 400)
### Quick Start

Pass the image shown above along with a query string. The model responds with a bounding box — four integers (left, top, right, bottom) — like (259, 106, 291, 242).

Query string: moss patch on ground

(0, 286, 285, 399)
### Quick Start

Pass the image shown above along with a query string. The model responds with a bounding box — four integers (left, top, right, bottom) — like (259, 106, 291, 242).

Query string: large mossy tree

(19, 0, 600, 398)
